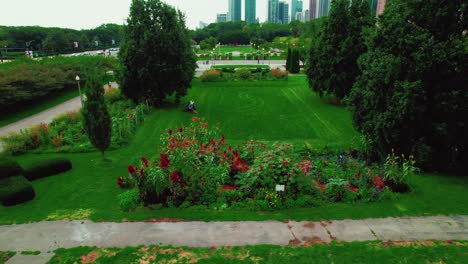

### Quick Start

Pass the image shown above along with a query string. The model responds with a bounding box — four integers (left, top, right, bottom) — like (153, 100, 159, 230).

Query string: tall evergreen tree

(118, 0, 197, 105)
(82, 74, 112, 159)
(307, 0, 373, 99)
(347, 0, 467, 172)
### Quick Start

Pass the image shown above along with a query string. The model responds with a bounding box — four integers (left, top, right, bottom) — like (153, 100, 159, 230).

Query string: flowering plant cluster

(119, 119, 414, 210)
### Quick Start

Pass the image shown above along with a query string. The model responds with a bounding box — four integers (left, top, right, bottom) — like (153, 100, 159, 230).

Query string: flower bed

(1, 89, 149, 154)
(118, 118, 416, 211)
(201, 67, 287, 82)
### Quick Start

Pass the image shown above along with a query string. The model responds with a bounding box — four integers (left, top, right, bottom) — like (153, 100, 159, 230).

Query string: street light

(75, 75, 83, 106)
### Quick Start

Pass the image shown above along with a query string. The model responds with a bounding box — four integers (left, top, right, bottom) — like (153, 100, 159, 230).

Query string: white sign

(275, 185, 285, 192)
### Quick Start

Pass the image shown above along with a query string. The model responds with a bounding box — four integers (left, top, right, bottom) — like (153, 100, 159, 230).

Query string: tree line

(0, 24, 123, 55)
(307, 0, 467, 173)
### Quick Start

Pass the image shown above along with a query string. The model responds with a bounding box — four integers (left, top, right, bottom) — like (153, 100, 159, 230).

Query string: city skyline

(0, 0, 307, 30)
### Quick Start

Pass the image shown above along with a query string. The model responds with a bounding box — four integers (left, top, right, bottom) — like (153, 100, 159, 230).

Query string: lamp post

(75, 75, 83, 106)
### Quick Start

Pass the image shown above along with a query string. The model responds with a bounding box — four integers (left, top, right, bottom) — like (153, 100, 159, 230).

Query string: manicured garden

(1, 76, 467, 224)
(48, 241, 468, 264)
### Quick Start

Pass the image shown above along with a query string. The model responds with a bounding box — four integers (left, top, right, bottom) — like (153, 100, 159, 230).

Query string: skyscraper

(227, 0, 242, 22)
(309, 0, 317, 20)
(290, 0, 303, 21)
(369, 0, 379, 16)
(245, 0, 257, 24)
(279, 1, 289, 24)
(268, 0, 279, 23)
(303, 9, 310, 22)
(318, 0, 330, 18)
(216, 13, 227, 23)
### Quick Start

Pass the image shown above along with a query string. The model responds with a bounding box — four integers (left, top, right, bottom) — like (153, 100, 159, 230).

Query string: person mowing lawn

(184, 100, 197, 113)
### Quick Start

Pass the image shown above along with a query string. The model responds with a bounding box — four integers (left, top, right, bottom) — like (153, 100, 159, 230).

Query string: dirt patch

(303, 222, 315, 229)
(148, 246, 201, 263)
(320, 220, 332, 228)
(289, 238, 301, 246)
(302, 236, 328, 247)
(47, 209, 92, 221)
(143, 218, 187, 223)
(80, 251, 100, 263)
(381, 241, 436, 248)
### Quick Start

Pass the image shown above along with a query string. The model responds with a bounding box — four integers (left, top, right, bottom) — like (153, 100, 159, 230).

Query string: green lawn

(0, 88, 79, 128)
(1, 76, 467, 224)
(48, 242, 468, 264)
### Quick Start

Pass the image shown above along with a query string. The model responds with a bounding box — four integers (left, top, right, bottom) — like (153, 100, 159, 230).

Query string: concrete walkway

(0, 82, 119, 152)
(1, 215, 467, 252)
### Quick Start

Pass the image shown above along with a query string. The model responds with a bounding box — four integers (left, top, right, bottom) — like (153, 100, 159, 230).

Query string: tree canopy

(118, 0, 197, 105)
(347, 0, 467, 172)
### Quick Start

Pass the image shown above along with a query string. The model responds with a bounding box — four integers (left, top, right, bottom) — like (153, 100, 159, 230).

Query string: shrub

(117, 189, 141, 211)
(0, 158, 23, 179)
(23, 158, 72, 181)
(0, 176, 35, 206)
(271, 69, 288, 80)
(200, 69, 222, 82)
(235, 68, 251, 80)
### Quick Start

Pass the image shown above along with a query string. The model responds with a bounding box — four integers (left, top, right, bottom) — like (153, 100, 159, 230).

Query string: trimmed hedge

(23, 158, 72, 181)
(0, 158, 23, 179)
(0, 176, 35, 206)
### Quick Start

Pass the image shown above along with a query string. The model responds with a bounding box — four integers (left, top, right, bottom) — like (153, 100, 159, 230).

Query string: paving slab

(0, 215, 467, 252)
(6, 253, 54, 264)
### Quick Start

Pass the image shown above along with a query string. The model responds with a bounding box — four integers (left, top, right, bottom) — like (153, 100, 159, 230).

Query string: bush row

(201, 68, 288, 82)
(0, 157, 72, 206)
(0, 56, 117, 111)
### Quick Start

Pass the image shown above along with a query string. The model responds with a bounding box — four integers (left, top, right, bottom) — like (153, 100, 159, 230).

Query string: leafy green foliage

(347, 0, 467, 172)
(307, 0, 373, 99)
(117, 189, 141, 211)
(0, 176, 35, 206)
(82, 74, 112, 159)
(23, 158, 72, 181)
(0, 158, 23, 180)
(118, 0, 196, 105)
(199, 36, 217, 50)
(0, 24, 123, 55)
(0, 56, 116, 111)
(288, 49, 300, 74)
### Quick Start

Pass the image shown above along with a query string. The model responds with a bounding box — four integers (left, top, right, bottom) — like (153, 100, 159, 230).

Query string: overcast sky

(0, 0, 307, 30)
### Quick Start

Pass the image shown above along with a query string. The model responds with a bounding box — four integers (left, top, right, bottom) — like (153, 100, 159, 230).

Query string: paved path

(1, 215, 467, 252)
(0, 82, 119, 151)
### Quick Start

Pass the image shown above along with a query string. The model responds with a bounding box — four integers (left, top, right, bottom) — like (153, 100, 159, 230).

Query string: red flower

(373, 176, 385, 189)
(140, 168, 145, 175)
(179, 127, 184, 133)
(159, 154, 170, 169)
(141, 157, 149, 168)
(219, 134, 225, 145)
(127, 165, 136, 174)
(170, 171, 181, 183)
(117, 177, 125, 188)
(168, 129, 173, 136)
(222, 185, 237, 191)
(315, 182, 326, 192)
(349, 186, 358, 193)
(232, 150, 239, 157)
